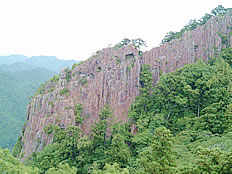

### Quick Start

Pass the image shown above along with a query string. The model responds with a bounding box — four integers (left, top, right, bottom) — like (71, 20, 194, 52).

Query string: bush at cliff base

(0, 147, 38, 174)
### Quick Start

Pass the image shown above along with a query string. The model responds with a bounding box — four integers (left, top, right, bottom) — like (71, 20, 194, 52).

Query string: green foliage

(0, 68, 56, 149)
(48, 101, 54, 107)
(18, 48, 232, 173)
(116, 57, 122, 64)
(161, 18, 200, 44)
(59, 88, 70, 96)
(147, 58, 232, 134)
(27, 126, 81, 173)
(74, 104, 83, 125)
(74, 104, 83, 115)
(129, 64, 153, 127)
(105, 134, 131, 167)
(26, 105, 131, 173)
(91, 105, 114, 167)
(72, 63, 79, 70)
(44, 124, 54, 134)
(126, 65, 131, 72)
(0, 148, 38, 173)
(211, 5, 227, 16)
(64, 68, 72, 82)
(50, 75, 60, 83)
(161, 5, 229, 44)
(0, 55, 77, 150)
(131, 38, 147, 52)
(113, 38, 132, 49)
(46, 163, 77, 174)
(80, 76, 88, 85)
(11, 136, 22, 158)
(72, 61, 83, 70)
(26, 142, 63, 173)
(176, 147, 232, 173)
(137, 127, 175, 174)
(198, 13, 212, 25)
(131, 63, 135, 68)
(113, 38, 147, 51)
(92, 163, 129, 174)
(220, 48, 232, 67)
(218, 32, 228, 45)
(130, 49, 232, 172)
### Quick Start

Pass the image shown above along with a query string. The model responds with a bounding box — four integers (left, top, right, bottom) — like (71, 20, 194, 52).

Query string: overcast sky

(0, 0, 231, 61)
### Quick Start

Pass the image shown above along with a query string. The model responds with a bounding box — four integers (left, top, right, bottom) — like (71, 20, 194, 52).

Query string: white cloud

(0, 0, 231, 60)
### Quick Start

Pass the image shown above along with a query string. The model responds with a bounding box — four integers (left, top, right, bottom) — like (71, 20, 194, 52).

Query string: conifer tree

(138, 127, 175, 174)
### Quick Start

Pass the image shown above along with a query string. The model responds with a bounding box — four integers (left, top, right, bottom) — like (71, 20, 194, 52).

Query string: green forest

(1, 47, 231, 173)
(0, 56, 77, 149)
(0, 70, 55, 149)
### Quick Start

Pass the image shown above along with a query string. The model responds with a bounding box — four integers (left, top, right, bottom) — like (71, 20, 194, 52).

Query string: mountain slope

(18, 11, 232, 161)
(0, 72, 40, 148)
(0, 55, 77, 73)
(0, 56, 77, 149)
(24, 56, 77, 73)
(0, 55, 28, 65)
(0, 62, 45, 73)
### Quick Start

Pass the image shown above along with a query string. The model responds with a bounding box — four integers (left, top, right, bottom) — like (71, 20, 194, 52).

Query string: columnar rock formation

(20, 13, 232, 160)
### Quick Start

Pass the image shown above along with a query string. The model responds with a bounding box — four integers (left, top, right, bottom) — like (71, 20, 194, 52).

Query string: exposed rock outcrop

(20, 13, 232, 161)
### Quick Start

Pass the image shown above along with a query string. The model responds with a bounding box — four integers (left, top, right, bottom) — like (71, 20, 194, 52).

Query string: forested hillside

(0, 71, 55, 149)
(6, 48, 232, 174)
(0, 56, 77, 149)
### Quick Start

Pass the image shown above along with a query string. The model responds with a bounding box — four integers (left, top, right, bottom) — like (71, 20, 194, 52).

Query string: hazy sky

(0, 0, 231, 61)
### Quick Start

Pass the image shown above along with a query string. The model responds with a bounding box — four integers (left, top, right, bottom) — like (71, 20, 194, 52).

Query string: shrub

(44, 125, 54, 134)
(50, 75, 60, 83)
(80, 76, 88, 85)
(64, 68, 72, 82)
(74, 104, 83, 125)
(126, 65, 131, 72)
(48, 102, 54, 107)
(116, 57, 122, 64)
(59, 88, 70, 96)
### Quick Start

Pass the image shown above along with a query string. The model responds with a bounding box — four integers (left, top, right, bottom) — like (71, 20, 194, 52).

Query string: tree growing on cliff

(113, 38, 147, 51)
(129, 64, 153, 130)
(131, 38, 147, 51)
(211, 5, 227, 16)
(161, 5, 228, 44)
(91, 104, 114, 167)
(198, 13, 212, 25)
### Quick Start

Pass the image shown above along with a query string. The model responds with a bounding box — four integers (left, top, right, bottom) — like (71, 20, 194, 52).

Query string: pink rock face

(20, 13, 232, 161)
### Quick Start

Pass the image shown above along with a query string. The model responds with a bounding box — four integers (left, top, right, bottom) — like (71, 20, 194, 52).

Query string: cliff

(20, 13, 232, 160)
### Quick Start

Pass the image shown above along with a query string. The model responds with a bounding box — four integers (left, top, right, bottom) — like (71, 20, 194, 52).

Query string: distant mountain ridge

(0, 55, 28, 65)
(0, 55, 77, 73)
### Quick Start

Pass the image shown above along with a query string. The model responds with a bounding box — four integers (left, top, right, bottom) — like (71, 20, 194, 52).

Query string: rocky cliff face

(20, 13, 232, 160)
